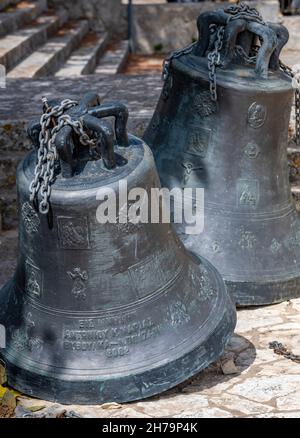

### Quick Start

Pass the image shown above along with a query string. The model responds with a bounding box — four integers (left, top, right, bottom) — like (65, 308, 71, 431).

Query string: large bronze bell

(144, 3, 300, 306)
(0, 93, 235, 404)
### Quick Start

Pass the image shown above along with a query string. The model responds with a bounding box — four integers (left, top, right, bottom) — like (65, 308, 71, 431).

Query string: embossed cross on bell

(144, 2, 300, 306)
(0, 93, 235, 404)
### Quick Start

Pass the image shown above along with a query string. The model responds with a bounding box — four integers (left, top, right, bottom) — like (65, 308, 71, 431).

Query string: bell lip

(171, 55, 293, 94)
(0, 257, 236, 404)
(187, 251, 300, 306)
(1, 306, 236, 405)
(187, 250, 300, 307)
(225, 278, 300, 307)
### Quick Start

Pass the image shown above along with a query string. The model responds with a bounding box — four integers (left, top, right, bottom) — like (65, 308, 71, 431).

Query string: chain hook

(29, 98, 100, 215)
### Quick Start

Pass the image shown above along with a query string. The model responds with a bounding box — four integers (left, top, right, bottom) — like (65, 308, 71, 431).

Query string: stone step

(7, 19, 90, 78)
(55, 31, 109, 77)
(95, 40, 129, 75)
(0, 0, 47, 38)
(0, 13, 63, 73)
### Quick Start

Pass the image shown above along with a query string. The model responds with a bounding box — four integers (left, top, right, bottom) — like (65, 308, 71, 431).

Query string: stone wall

(48, 0, 127, 37)
(46, 1, 280, 53)
(131, 0, 280, 54)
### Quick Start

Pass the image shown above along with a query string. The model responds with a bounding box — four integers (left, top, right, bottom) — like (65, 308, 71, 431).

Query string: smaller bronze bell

(144, 3, 300, 307)
(0, 93, 236, 404)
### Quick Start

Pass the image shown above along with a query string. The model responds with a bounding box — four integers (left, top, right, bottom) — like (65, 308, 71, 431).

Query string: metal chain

(161, 3, 264, 103)
(224, 3, 265, 25)
(162, 41, 197, 82)
(206, 3, 264, 102)
(207, 26, 225, 102)
(296, 86, 300, 146)
(269, 341, 300, 363)
(29, 98, 97, 215)
(235, 44, 258, 65)
(279, 60, 300, 147)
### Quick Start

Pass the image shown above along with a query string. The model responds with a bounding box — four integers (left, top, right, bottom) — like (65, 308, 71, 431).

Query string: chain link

(279, 61, 300, 147)
(162, 42, 197, 82)
(161, 3, 265, 102)
(206, 3, 264, 102)
(207, 26, 225, 102)
(161, 2, 300, 141)
(235, 44, 259, 65)
(269, 341, 300, 363)
(29, 98, 97, 215)
(294, 75, 300, 147)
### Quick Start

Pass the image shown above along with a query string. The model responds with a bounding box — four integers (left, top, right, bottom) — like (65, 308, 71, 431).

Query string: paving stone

(228, 375, 300, 403)
(235, 315, 284, 334)
(276, 392, 300, 411)
(174, 407, 233, 419)
(256, 411, 300, 418)
(258, 322, 300, 332)
(209, 393, 274, 416)
(256, 360, 300, 376)
(136, 394, 209, 418)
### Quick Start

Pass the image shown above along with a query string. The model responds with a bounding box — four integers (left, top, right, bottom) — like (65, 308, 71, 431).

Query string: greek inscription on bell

(25, 259, 42, 299)
(237, 179, 259, 207)
(185, 127, 212, 158)
(57, 216, 90, 249)
(247, 102, 267, 129)
(22, 202, 40, 234)
(63, 316, 160, 356)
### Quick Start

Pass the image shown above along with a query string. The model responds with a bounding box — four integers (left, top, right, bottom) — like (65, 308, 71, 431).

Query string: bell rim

(226, 277, 300, 307)
(0, 256, 236, 404)
(1, 256, 233, 375)
(1, 299, 235, 404)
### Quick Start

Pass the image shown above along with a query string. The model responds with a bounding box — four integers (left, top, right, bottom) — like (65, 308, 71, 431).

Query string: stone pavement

(8, 296, 300, 418)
